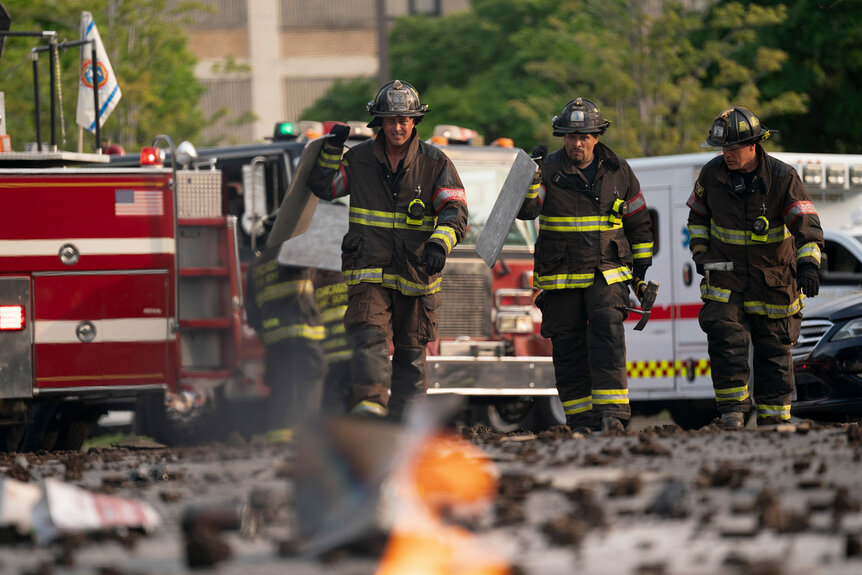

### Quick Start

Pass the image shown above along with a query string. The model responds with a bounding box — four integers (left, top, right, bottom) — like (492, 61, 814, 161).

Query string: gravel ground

(1, 418, 862, 575)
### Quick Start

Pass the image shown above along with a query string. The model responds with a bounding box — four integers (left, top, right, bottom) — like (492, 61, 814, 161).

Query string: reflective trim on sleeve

(688, 225, 709, 241)
(432, 187, 467, 213)
(796, 242, 822, 264)
(430, 225, 457, 253)
(317, 149, 342, 170)
(321, 305, 348, 324)
(625, 191, 647, 216)
(330, 165, 349, 199)
(782, 200, 818, 227)
(631, 242, 653, 260)
(525, 182, 541, 200)
(686, 192, 708, 217)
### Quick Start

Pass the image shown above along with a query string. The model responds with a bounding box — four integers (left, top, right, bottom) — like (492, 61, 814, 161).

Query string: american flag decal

(114, 189, 163, 216)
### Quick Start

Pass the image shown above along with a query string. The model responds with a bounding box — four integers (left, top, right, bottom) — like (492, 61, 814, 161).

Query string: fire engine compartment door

(0, 277, 33, 398)
(33, 271, 170, 392)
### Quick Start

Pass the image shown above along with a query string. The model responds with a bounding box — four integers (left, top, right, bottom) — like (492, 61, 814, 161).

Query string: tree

(302, 0, 807, 157)
(733, 0, 862, 153)
(0, 0, 207, 152)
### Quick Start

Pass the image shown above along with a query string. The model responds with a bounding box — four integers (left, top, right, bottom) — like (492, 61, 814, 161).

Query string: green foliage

(301, 0, 810, 157)
(0, 0, 208, 153)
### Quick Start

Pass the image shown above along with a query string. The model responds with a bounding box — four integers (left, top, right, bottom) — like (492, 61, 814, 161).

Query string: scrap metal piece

(475, 148, 538, 268)
(266, 135, 329, 248)
(277, 202, 348, 271)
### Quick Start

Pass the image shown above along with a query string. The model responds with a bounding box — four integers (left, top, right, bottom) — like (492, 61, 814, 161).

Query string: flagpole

(91, 42, 100, 151)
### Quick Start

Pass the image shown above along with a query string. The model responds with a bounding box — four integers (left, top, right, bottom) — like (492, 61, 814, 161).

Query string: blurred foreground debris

(293, 399, 511, 574)
(0, 476, 161, 544)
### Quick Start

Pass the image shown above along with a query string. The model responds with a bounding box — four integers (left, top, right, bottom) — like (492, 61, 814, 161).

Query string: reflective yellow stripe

(602, 266, 632, 285)
(538, 214, 622, 232)
(700, 283, 732, 302)
(534, 272, 595, 290)
(431, 225, 457, 253)
(343, 268, 442, 296)
(632, 242, 653, 259)
(715, 384, 750, 402)
(796, 242, 822, 264)
(256, 279, 314, 307)
(562, 396, 592, 415)
(689, 225, 709, 240)
(593, 388, 629, 405)
(349, 206, 435, 231)
(756, 403, 791, 420)
(321, 305, 347, 324)
(710, 222, 791, 245)
(261, 324, 326, 345)
(742, 296, 804, 319)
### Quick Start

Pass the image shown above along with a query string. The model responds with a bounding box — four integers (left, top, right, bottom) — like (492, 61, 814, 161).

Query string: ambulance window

(648, 208, 659, 257)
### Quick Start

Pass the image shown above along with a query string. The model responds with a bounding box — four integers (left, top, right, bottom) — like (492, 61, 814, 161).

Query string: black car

(793, 292, 862, 421)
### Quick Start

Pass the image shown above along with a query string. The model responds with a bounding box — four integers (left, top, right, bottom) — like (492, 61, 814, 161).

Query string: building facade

(186, 0, 469, 145)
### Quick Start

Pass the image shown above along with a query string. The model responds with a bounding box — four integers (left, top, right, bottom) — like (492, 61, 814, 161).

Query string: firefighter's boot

(600, 414, 625, 434)
(388, 346, 427, 422)
(349, 327, 392, 415)
(720, 411, 744, 430)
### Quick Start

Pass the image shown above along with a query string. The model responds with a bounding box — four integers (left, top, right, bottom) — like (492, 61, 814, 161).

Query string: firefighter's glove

(692, 248, 709, 276)
(531, 144, 547, 181)
(421, 243, 447, 275)
(328, 124, 350, 149)
(633, 264, 648, 282)
(797, 263, 820, 298)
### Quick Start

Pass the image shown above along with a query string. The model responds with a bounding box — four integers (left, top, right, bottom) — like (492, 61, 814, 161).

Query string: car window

(823, 239, 862, 273)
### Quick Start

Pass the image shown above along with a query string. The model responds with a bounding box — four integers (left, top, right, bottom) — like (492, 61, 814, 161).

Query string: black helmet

(366, 79, 428, 128)
(704, 106, 776, 148)
(552, 97, 611, 136)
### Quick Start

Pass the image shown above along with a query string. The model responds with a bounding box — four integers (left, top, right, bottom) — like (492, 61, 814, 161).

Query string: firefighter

(307, 80, 468, 421)
(687, 106, 823, 430)
(517, 98, 654, 433)
(245, 244, 326, 437)
(313, 267, 353, 415)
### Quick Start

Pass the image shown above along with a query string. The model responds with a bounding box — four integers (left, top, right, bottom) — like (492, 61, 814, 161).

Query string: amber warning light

(0, 306, 25, 330)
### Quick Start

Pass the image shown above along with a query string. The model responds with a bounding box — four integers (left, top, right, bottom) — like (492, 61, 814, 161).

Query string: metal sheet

(266, 135, 329, 247)
(474, 148, 538, 267)
(277, 202, 348, 271)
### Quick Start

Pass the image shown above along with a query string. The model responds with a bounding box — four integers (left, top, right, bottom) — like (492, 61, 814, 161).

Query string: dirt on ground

(1, 418, 862, 575)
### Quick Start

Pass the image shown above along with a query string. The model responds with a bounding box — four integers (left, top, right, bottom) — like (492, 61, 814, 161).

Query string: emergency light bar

(0, 305, 24, 330)
(140, 147, 162, 166)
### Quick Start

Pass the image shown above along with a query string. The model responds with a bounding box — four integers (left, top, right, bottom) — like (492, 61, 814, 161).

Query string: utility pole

(376, 0, 389, 84)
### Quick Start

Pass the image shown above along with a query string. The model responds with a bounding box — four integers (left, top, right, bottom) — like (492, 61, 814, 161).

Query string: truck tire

(484, 398, 537, 433)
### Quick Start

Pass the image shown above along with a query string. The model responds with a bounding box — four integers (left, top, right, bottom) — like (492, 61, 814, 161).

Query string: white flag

(76, 11, 122, 133)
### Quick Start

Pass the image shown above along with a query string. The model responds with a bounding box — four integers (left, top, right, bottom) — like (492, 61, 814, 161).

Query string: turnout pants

(698, 292, 801, 423)
(264, 339, 326, 430)
(344, 283, 439, 420)
(537, 277, 631, 428)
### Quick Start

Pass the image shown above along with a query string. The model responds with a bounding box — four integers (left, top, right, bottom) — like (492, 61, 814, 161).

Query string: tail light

(0, 305, 25, 330)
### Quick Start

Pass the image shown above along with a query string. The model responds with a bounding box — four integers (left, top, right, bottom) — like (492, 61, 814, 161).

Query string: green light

(277, 122, 294, 136)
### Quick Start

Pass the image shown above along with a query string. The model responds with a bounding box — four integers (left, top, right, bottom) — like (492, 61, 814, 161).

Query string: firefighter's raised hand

(797, 263, 820, 298)
(328, 124, 351, 149)
(530, 144, 547, 164)
(421, 243, 447, 275)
